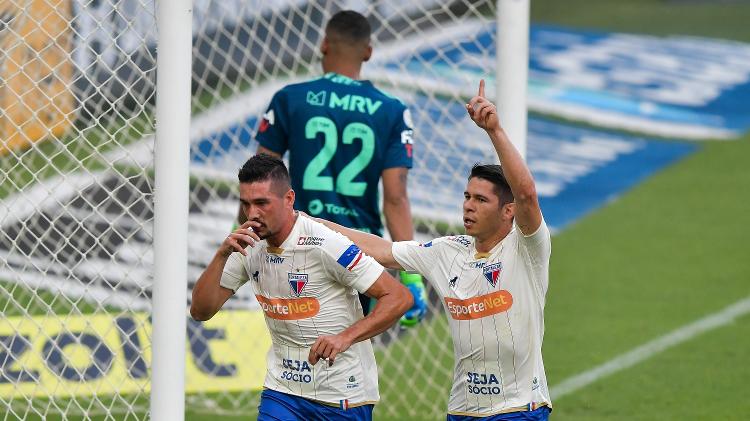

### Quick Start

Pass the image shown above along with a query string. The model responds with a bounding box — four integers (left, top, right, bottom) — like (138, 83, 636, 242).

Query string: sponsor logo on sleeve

(258, 109, 274, 133)
(401, 128, 414, 158)
(400, 110, 414, 157)
(483, 262, 502, 288)
(255, 294, 319, 320)
(288, 273, 308, 296)
(447, 236, 471, 247)
(296, 236, 324, 246)
(444, 290, 513, 320)
(336, 244, 363, 271)
(403, 109, 414, 129)
(420, 241, 433, 248)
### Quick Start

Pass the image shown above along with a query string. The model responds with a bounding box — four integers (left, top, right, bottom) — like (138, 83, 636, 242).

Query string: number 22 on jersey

(303, 116, 374, 197)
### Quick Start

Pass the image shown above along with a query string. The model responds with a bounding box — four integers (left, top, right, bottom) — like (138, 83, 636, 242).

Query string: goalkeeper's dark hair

(469, 164, 514, 206)
(238, 154, 291, 196)
(325, 10, 371, 44)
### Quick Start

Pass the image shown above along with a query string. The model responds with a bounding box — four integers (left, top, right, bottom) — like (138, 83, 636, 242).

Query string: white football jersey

(220, 214, 384, 406)
(392, 220, 552, 416)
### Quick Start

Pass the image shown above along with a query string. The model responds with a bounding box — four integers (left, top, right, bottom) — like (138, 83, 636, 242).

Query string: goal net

(0, 0, 498, 418)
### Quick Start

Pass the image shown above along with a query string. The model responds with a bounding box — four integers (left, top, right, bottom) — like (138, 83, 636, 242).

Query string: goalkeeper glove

(399, 271, 426, 328)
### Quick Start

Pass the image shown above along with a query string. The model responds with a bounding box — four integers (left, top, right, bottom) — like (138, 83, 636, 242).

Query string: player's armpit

(255, 145, 282, 158)
(512, 189, 543, 236)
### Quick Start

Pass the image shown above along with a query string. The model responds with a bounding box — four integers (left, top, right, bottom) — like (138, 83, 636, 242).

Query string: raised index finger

(478, 79, 485, 98)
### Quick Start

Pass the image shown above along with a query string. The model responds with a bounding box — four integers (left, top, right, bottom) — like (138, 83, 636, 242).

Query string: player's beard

(251, 220, 271, 240)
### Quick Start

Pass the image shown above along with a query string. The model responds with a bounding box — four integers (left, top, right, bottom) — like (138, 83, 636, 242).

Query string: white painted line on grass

(550, 296, 750, 400)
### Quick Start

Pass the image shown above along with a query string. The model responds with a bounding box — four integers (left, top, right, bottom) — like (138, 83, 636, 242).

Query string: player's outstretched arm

(314, 217, 403, 270)
(190, 222, 259, 321)
(466, 79, 542, 235)
(308, 270, 412, 366)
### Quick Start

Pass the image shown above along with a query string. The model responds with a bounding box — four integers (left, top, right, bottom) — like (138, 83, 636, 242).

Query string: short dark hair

(238, 154, 291, 195)
(469, 164, 514, 206)
(325, 10, 371, 44)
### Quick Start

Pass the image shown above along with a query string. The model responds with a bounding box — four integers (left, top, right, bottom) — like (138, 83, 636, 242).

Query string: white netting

(1, 1, 497, 419)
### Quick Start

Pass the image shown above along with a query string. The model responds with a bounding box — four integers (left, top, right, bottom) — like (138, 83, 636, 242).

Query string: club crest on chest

(288, 273, 309, 296)
(483, 262, 503, 288)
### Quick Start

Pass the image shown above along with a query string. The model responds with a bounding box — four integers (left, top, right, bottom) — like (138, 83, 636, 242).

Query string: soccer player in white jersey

(313, 80, 553, 420)
(190, 154, 413, 420)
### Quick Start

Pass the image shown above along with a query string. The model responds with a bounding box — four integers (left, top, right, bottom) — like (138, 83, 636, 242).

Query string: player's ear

(320, 37, 329, 55)
(285, 189, 295, 209)
(502, 202, 515, 221)
(363, 43, 372, 62)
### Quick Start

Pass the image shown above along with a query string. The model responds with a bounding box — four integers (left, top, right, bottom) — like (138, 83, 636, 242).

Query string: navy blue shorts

(258, 388, 374, 421)
(447, 406, 551, 421)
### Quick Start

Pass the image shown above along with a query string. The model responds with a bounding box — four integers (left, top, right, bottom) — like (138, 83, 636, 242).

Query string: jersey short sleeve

(320, 229, 384, 294)
(391, 239, 438, 276)
(517, 218, 552, 296)
(518, 218, 551, 264)
(255, 90, 290, 155)
(219, 252, 249, 293)
(382, 105, 414, 170)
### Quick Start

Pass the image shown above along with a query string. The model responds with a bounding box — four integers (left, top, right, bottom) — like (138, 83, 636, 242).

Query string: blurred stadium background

(1, 0, 748, 419)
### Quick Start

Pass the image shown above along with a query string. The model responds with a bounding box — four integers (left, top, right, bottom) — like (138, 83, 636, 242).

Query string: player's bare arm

(382, 167, 415, 241)
(308, 270, 412, 366)
(314, 217, 402, 270)
(466, 79, 542, 235)
(190, 221, 260, 321)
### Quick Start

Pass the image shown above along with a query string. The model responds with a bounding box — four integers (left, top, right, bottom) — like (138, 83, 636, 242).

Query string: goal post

(497, 0, 529, 160)
(150, 0, 192, 419)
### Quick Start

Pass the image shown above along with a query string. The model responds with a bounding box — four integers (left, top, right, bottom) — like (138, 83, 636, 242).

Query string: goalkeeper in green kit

(240, 10, 426, 326)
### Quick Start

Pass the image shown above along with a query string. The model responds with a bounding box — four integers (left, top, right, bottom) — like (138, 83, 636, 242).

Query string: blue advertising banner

(370, 22, 750, 140)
